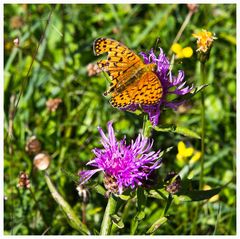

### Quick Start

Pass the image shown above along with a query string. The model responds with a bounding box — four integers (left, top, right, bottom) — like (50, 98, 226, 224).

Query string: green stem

(44, 172, 90, 235)
(200, 62, 206, 190)
(162, 194, 173, 216)
(100, 194, 118, 235)
(142, 114, 151, 138)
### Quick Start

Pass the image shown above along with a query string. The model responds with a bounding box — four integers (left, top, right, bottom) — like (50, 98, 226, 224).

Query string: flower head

(192, 29, 217, 53)
(120, 48, 192, 126)
(79, 122, 162, 194)
(171, 43, 193, 59)
(176, 141, 201, 167)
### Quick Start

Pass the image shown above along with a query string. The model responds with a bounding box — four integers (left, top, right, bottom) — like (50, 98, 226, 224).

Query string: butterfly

(93, 37, 163, 108)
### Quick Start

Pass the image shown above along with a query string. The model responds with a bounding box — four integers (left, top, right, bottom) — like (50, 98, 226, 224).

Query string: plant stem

(100, 194, 118, 235)
(163, 194, 173, 216)
(12, 6, 55, 120)
(44, 172, 90, 235)
(168, 11, 193, 55)
(142, 113, 152, 138)
(200, 62, 206, 190)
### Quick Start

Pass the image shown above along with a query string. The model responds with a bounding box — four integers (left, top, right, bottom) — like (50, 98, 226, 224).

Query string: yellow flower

(171, 43, 193, 59)
(192, 29, 217, 53)
(177, 141, 194, 163)
(182, 47, 193, 58)
(189, 151, 201, 164)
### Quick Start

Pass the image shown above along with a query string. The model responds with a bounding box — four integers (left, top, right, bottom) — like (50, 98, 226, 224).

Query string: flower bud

(187, 4, 198, 13)
(103, 174, 120, 194)
(76, 184, 90, 203)
(33, 152, 51, 170)
(46, 98, 62, 112)
(17, 171, 31, 189)
(25, 136, 42, 155)
(164, 172, 181, 194)
(87, 63, 101, 77)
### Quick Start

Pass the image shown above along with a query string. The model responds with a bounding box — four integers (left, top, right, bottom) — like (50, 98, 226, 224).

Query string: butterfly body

(93, 37, 163, 108)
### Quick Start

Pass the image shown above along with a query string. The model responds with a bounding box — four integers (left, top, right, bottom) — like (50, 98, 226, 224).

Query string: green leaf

(146, 216, 168, 234)
(153, 124, 201, 139)
(44, 172, 90, 235)
(177, 179, 222, 201)
(130, 188, 147, 235)
(219, 32, 236, 45)
(137, 188, 146, 218)
(111, 214, 125, 229)
(147, 189, 168, 200)
(159, 146, 174, 158)
(178, 187, 221, 201)
(118, 194, 131, 201)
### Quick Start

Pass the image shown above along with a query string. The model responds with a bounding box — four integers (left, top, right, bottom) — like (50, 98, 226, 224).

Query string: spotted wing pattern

(93, 37, 162, 107)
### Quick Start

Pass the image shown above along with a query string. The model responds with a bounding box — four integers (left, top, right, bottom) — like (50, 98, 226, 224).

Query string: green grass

(4, 4, 236, 235)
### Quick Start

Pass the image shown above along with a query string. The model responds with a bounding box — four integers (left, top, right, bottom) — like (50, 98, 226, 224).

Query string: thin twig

(12, 6, 55, 122)
(168, 11, 193, 55)
(8, 95, 16, 235)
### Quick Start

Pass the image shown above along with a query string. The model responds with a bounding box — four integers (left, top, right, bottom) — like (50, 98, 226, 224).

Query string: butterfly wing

(93, 38, 144, 94)
(110, 71, 163, 108)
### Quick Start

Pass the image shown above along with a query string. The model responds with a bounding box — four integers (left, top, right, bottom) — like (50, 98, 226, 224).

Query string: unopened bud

(76, 184, 90, 203)
(187, 4, 198, 13)
(46, 98, 62, 112)
(33, 152, 51, 170)
(164, 172, 181, 194)
(25, 136, 42, 155)
(87, 63, 101, 77)
(17, 171, 31, 189)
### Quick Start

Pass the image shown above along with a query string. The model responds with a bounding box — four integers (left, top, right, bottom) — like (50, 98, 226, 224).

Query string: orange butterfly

(93, 38, 163, 108)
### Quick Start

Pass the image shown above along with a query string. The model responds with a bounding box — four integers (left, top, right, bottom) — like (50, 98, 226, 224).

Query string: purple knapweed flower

(79, 121, 162, 194)
(121, 48, 193, 126)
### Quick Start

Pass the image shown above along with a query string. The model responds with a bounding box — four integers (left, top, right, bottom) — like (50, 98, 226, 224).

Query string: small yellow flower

(182, 47, 193, 58)
(189, 151, 201, 164)
(171, 43, 193, 59)
(171, 43, 182, 53)
(192, 29, 217, 53)
(177, 141, 194, 163)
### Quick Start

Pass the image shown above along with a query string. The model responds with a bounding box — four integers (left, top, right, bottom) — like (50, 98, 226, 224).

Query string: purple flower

(121, 48, 193, 126)
(79, 122, 162, 194)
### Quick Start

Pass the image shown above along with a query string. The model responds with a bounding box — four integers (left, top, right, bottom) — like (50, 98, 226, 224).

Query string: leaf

(159, 146, 174, 158)
(153, 124, 201, 139)
(118, 194, 131, 201)
(146, 216, 168, 234)
(44, 172, 90, 235)
(177, 179, 223, 201)
(93, 184, 106, 196)
(177, 187, 221, 202)
(147, 189, 168, 200)
(111, 214, 124, 229)
(137, 187, 147, 212)
(130, 188, 147, 235)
